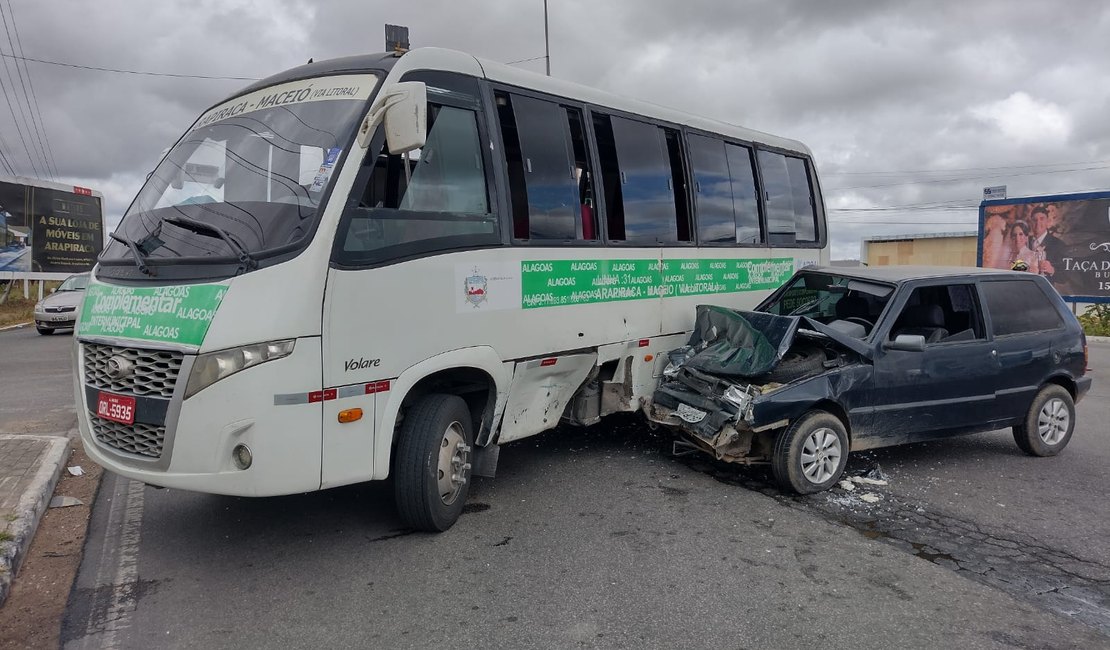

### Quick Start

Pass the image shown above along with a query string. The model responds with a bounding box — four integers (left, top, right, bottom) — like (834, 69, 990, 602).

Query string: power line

(0, 128, 16, 175)
(505, 55, 547, 66)
(827, 163, 1110, 192)
(5, 1, 57, 178)
(0, 38, 41, 178)
(0, 2, 51, 179)
(0, 51, 259, 81)
(823, 158, 1110, 177)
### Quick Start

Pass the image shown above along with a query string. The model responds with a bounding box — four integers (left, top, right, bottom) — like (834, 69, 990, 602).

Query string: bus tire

(393, 393, 474, 532)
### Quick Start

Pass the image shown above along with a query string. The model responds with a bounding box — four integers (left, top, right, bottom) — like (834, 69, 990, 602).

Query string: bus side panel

(497, 352, 596, 443)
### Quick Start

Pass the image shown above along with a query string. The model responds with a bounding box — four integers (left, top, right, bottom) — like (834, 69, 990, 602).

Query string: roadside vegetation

(1079, 304, 1110, 337)
(0, 281, 58, 328)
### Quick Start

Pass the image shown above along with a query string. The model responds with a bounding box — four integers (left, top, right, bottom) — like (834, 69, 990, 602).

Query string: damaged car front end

(650, 305, 870, 465)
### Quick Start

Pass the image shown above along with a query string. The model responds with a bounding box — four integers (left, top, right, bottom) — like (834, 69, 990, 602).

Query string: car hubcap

(437, 422, 471, 505)
(1037, 398, 1069, 445)
(800, 428, 841, 484)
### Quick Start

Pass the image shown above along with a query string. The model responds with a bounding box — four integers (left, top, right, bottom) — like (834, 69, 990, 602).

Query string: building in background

(861, 231, 978, 268)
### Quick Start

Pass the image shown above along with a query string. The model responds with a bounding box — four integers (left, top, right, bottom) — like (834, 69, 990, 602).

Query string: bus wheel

(393, 393, 474, 532)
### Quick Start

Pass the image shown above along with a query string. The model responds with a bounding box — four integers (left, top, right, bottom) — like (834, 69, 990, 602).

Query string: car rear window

(980, 280, 1064, 336)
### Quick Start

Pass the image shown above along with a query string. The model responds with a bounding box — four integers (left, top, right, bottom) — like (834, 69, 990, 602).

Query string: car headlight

(185, 339, 295, 399)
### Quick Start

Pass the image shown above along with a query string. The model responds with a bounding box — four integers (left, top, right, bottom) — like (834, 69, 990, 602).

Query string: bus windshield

(101, 74, 379, 274)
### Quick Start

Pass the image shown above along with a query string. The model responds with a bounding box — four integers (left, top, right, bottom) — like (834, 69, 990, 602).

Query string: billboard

(978, 191, 1110, 302)
(0, 177, 104, 277)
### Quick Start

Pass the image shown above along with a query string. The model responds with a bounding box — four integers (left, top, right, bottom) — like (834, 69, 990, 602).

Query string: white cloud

(969, 92, 1072, 147)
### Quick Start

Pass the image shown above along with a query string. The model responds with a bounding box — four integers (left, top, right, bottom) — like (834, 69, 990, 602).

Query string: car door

(866, 282, 998, 445)
(977, 278, 1067, 420)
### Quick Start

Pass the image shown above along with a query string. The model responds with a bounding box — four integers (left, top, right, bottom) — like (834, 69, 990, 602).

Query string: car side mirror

(886, 334, 926, 352)
(356, 81, 427, 154)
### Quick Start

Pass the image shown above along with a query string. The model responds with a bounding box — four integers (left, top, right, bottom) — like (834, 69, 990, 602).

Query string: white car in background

(34, 273, 89, 335)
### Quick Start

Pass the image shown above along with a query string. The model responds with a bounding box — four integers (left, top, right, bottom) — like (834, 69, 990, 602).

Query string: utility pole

(544, 0, 551, 76)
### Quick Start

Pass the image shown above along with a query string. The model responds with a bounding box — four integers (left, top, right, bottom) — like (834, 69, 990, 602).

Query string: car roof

(804, 265, 1023, 284)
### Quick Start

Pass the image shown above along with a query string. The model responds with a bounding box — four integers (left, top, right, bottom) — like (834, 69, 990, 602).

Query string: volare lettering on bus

(344, 357, 382, 372)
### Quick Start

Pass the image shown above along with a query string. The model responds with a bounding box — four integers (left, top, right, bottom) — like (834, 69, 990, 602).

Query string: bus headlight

(185, 340, 295, 399)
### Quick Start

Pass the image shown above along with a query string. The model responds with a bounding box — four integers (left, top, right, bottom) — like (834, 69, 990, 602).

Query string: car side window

(980, 280, 1065, 336)
(890, 284, 986, 344)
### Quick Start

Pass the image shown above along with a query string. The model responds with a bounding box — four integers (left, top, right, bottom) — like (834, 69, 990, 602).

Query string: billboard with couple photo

(978, 191, 1110, 302)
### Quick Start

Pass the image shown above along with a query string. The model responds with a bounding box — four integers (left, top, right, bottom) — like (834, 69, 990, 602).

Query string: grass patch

(0, 530, 14, 543)
(0, 280, 60, 328)
(1078, 304, 1110, 337)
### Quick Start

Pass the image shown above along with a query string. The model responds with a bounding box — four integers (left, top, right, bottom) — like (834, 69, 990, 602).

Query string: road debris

(838, 480, 856, 491)
(48, 496, 83, 508)
(66, 466, 84, 476)
(859, 493, 882, 504)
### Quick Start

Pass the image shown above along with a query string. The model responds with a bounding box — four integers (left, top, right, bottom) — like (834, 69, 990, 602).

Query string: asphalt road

(0, 325, 78, 435)
(3, 328, 1108, 648)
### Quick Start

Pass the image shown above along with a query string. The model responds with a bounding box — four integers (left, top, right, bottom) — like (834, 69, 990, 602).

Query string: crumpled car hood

(671, 305, 872, 379)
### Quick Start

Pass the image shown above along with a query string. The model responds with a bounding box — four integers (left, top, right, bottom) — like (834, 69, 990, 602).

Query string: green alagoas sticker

(77, 283, 227, 346)
(520, 258, 795, 309)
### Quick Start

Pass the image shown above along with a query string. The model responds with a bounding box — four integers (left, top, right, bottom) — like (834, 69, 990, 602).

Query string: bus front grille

(83, 343, 184, 399)
(90, 415, 165, 459)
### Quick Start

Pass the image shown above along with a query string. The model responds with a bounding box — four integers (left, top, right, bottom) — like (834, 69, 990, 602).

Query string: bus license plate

(97, 392, 136, 425)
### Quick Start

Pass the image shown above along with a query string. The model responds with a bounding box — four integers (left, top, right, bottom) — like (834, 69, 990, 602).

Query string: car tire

(771, 410, 849, 495)
(765, 345, 826, 383)
(1013, 384, 1075, 457)
(393, 393, 474, 532)
(36, 326, 55, 335)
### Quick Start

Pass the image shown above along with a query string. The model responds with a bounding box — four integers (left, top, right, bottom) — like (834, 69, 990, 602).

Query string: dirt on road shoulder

(0, 443, 102, 650)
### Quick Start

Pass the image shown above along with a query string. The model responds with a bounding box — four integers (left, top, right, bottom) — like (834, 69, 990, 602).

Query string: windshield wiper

(109, 232, 156, 276)
(163, 215, 258, 272)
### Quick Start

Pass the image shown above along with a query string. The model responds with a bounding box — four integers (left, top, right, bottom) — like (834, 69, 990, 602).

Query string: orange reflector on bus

(338, 408, 363, 423)
(644, 354, 654, 362)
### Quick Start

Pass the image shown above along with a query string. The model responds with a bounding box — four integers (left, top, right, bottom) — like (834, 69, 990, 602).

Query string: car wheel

(393, 393, 474, 532)
(1013, 384, 1075, 457)
(771, 410, 849, 494)
(36, 326, 55, 335)
(766, 346, 826, 383)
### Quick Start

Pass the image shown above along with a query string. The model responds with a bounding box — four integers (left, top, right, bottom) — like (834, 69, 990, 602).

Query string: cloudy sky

(2, 0, 1109, 259)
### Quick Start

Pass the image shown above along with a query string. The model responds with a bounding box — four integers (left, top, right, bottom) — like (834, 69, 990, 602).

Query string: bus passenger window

(757, 150, 817, 246)
(726, 144, 762, 245)
(496, 92, 594, 241)
(689, 134, 735, 243)
(595, 114, 678, 244)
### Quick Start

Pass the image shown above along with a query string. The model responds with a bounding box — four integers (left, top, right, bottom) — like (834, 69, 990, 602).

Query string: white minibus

(75, 48, 829, 530)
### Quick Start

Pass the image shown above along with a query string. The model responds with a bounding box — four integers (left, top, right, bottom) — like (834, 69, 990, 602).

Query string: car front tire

(771, 410, 849, 494)
(1013, 384, 1075, 457)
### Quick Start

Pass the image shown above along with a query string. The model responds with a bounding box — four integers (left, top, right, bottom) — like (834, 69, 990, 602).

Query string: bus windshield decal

(191, 75, 378, 132)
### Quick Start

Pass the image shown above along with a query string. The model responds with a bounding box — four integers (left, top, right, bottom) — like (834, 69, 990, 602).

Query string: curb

(0, 434, 71, 607)
(1087, 335, 1110, 344)
(0, 322, 31, 332)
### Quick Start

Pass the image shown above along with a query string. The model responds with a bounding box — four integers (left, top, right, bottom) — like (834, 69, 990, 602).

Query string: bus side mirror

(356, 81, 427, 154)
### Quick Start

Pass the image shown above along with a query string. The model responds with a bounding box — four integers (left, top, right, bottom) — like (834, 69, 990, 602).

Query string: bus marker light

(638, 339, 650, 347)
(644, 354, 654, 362)
(339, 408, 363, 423)
(232, 444, 253, 470)
(540, 358, 557, 367)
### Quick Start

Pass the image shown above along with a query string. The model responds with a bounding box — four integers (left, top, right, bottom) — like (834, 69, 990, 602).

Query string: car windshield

(58, 274, 88, 291)
(100, 74, 379, 273)
(761, 272, 894, 325)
